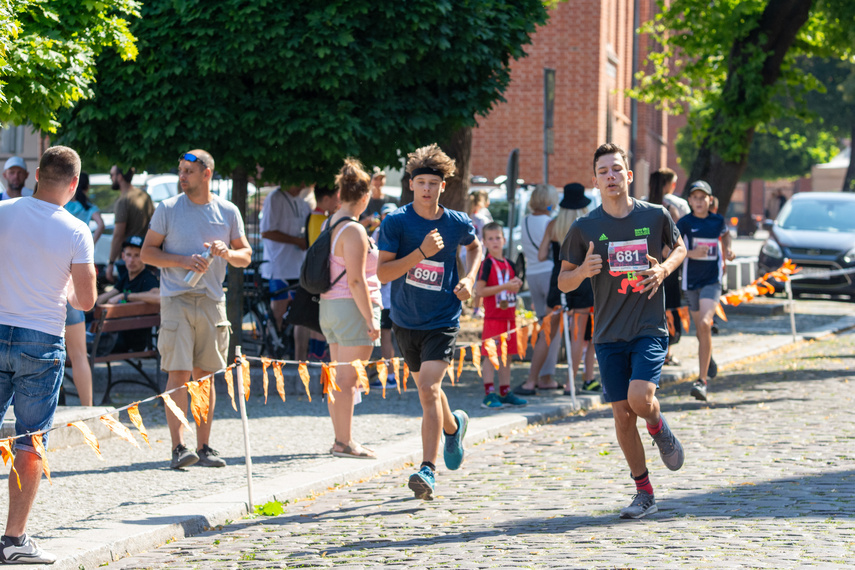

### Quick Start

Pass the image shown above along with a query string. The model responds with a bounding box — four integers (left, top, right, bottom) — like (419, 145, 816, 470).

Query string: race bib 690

(406, 259, 444, 291)
(608, 238, 650, 273)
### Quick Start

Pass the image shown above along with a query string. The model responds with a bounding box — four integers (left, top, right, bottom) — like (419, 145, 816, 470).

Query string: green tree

(0, 0, 139, 133)
(631, 0, 855, 213)
(57, 0, 549, 348)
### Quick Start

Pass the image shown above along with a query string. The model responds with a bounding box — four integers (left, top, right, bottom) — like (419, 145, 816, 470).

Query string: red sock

(484, 383, 494, 396)
(499, 385, 510, 397)
(632, 470, 654, 495)
(647, 417, 663, 436)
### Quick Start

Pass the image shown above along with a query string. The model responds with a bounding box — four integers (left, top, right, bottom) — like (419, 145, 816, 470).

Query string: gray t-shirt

(561, 199, 679, 344)
(149, 194, 245, 301)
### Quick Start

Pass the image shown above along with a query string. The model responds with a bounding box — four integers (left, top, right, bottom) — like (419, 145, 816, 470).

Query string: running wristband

(418, 246, 427, 259)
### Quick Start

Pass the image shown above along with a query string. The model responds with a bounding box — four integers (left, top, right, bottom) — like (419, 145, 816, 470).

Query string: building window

(0, 125, 25, 154)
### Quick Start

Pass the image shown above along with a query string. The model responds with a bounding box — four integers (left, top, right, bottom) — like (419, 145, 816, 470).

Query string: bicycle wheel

(241, 307, 267, 357)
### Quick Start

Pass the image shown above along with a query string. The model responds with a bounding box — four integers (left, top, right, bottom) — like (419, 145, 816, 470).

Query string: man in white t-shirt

(0, 146, 97, 564)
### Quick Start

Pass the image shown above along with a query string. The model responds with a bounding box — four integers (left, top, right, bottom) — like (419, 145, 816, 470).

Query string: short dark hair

(593, 143, 629, 173)
(114, 165, 135, 183)
(39, 146, 81, 188)
(482, 221, 504, 236)
(314, 184, 339, 202)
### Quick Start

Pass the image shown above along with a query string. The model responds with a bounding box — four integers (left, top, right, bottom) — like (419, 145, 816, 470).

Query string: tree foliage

(0, 0, 139, 133)
(57, 0, 548, 186)
(631, 0, 855, 210)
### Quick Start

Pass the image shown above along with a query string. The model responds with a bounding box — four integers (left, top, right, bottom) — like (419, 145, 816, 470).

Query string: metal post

(785, 281, 797, 343)
(234, 345, 254, 512)
(560, 294, 577, 410)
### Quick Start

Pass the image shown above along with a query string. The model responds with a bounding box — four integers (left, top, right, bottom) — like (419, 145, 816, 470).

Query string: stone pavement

(106, 328, 855, 569)
(3, 297, 855, 569)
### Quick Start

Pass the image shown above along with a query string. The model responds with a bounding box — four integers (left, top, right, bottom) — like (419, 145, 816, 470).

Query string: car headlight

(761, 239, 782, 259)
(844, 247, 855, 264)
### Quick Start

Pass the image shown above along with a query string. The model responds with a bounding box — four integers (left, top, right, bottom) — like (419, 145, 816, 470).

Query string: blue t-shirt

(65, 200, 100, 226)
(377, 204, 477, 330)
(677, 212, 726, 290)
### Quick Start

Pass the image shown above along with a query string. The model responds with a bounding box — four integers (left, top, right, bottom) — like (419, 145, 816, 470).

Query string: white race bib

(406, 259, 444, 291)
(608, 238, 650, 273)
(694, 237, 719, 261)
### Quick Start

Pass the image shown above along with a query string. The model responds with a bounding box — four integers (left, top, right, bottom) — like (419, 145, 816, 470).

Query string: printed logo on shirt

(634, 227, 650, 237)
(599, 233, 609, 241)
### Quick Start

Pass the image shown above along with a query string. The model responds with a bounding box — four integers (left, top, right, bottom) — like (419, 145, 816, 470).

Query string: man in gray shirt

(142, 149, 252, 470)
(559, 143, 687, 520)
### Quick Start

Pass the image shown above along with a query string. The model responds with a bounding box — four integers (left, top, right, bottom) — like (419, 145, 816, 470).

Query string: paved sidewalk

(3, 297, 855, 569)
(107, 328, 855, 568)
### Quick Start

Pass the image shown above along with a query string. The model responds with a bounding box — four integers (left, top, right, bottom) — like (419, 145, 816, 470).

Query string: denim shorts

(0, 325, 65, 453)
(594, 336, 668, 403)
(65, 302, 85, 326)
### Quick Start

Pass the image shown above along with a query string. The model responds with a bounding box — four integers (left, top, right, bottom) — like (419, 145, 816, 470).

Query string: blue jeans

(0, 325, 65, 453)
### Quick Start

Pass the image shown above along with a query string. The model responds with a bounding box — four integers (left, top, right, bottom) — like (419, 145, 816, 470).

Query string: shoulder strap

(329, 217, 357, 253)
(524, 216, 536, 247)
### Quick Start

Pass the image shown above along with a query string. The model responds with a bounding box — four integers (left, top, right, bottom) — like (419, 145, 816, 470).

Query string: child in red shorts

(476, 222, 527, 409)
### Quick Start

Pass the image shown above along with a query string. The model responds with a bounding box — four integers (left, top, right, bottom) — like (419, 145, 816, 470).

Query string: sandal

(513, 385, 537, 396)
(536, 383, 563, 390)
(331, 442, 377, 460)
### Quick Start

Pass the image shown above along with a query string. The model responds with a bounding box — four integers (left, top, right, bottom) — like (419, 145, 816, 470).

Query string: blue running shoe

(498, 392, 527, 407)
(443, 410, 469, 470)
(481, 393, 503, 409)
(408, 465, 435, 500)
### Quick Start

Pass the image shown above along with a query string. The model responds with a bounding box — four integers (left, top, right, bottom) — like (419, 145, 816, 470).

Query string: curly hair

(405, 143, 456, 180)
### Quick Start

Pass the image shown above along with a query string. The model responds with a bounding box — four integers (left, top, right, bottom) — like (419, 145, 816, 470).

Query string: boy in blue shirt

(377, 144, 482, 500)
(677, 180, 735, 401)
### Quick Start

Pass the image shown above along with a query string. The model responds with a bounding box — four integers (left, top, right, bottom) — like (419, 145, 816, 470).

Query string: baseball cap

(3, 156, 26, 172)
(688, 180, 712, 196)
(122, 235, 145, 248)
(380, 203, 397, 216)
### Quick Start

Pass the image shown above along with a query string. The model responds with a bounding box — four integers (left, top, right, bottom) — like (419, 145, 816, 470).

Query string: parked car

(758, 192, 855, 298)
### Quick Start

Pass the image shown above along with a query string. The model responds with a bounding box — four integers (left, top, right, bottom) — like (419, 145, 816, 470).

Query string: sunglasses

(179, 152, 208, 169)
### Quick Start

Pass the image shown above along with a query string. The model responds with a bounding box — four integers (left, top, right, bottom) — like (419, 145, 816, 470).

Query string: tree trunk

(683, 0, 812, 215)
(439, 126, 472, 212)
(227, 165, 248, 358)
(843, 121, 855, 192)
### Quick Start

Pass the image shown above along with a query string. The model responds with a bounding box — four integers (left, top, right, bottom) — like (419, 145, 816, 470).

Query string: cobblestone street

(107, 332, 855, 569)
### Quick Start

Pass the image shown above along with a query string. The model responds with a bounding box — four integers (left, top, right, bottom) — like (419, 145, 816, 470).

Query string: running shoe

(170, 443, 198, 469)
(498, 392, 527, 407)
(443, 410, 469, 470)
(619, 491, 658, 519)
(581, 379, 602, 392)
(691, 380, 708, 401)
(708, 357, 718, 378)
(386, 376, 397, 389)
(370, 377, 384, 388)
(481, 393, 503, 409)
(196, 444, 226, 467)
(650, 414, 684, 471)
(0, 534, 57, 564)
(408, 465, 435, 501)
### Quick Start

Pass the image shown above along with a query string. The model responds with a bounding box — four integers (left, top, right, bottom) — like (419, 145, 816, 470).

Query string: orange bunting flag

(471, 343, 482, 376)
(678, 306, 690, 334)
(31, 435, 50, 484)
(542, 315, 552, 346)
(69, 421, 102, 459)
(558, 312, 565, 338)
(715, 302, 728, 322)
(457, 346, 466, 381)
(392, 357, 401, 393)
(352, 359, 369, 393)
(0, 439, 21, 490)
(516, 325, 528, 360)
(500, 332, 508, 367)
(530, 321, 540, 349)
(224, 366, 237, 411)
(484, 338, 500, 370)
(273, 362, 286, 402)
(327, 362, 339, 393)
(161, 394, 193, 432)
(298, 363, 312, 401)
(127, 405, 150, 447)
(241, 356, 251, 401)
(321, 364, 335, 403)
(377, 361, 388, 398)
(100, 413, 139, 448)
(402, 362, 410, 391)
(186, 379, 210, 427)
(261, 357, 271, 404)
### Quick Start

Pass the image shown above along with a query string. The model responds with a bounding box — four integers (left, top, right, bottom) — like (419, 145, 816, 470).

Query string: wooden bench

(87, 302, 162, 404)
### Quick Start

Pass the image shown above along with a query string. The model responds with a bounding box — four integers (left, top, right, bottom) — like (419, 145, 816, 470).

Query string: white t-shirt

(149, 193, 245, 301)
(0, 197, 94, 336)
(260, 189, 311, 280)
(663, 194, 691, 219)
(520, 213, 554, 276)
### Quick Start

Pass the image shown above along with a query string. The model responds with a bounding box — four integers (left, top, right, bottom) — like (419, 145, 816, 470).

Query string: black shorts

(392, 325, 459, 372)
(380, 308, 394, 330)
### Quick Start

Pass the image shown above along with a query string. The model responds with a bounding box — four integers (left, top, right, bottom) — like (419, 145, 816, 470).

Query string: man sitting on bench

(93, 235, 160, 353)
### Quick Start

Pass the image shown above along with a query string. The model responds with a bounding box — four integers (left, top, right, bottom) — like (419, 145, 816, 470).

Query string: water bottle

(184, 247, 211, 287)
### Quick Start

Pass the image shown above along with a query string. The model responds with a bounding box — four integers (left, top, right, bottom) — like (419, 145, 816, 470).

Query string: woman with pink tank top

(319, 158, 382, 459)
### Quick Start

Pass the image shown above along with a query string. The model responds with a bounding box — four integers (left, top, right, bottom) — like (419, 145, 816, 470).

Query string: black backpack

(299, 216, 352, 295)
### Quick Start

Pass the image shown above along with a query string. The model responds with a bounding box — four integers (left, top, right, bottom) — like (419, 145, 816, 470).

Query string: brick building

(471, 0, 677, 199)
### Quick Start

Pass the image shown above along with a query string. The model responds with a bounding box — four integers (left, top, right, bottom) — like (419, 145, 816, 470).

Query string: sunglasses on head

(179, 152, 208, 169)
